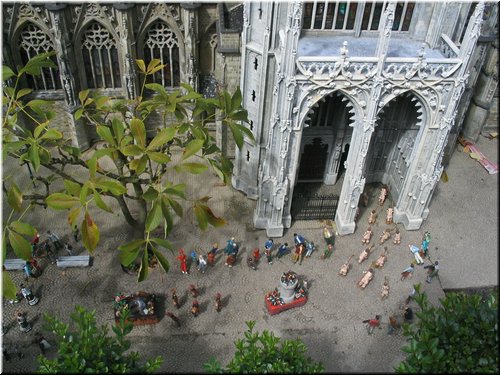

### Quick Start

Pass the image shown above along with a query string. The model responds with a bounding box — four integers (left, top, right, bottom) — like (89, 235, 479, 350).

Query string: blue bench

(56, 255, 91, 268)
(3, 259, 26, 271)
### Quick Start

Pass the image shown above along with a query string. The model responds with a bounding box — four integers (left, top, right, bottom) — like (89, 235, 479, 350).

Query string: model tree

(2, 52, 253, 296)
(395, 284, 498, 373)
(37, 305, 163, 373)
(203, 320, 324, 373)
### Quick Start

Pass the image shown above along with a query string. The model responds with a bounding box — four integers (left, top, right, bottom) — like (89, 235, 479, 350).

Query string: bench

(3, 259, 26, 271)
(56, 255, 91, 268)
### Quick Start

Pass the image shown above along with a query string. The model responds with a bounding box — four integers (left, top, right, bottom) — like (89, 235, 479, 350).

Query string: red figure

(177, 249, 188, 274)
(207, 252, 215, 266)
(253, 248, 260, 262)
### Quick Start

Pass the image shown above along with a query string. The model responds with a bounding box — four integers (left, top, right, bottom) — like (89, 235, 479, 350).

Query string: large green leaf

(160, 198, 174, 236)
(8, 230, 31, 260)
(95, 179, 127, 195)
(174, 162, 208, 174)
(135, 59, 146, 73)
(146, 127, 176, 151)
(46, 193, 80, 210)
(121, 144, 143, 156)
(40, 128, 63, 140)
(166, 196, 183, 217)
(181, 139, 204, 160)
(194, 203, 208, 231)
(142, 187, 159, 201)
(7, 183, 23, 212)
(150, 237, 173, 251)
(129, 155, 148, 174)
(231, 86, 243, 111)
(28, 144, 40, 171)
(93, 191, 113, 213)
(130, 118, 146, 148)
(203, 205, 227, 228)
(138, 247, 149, 282)
(147, 151, 170, 164)
(163, 183, 186, 199)
(118, 239, 144, 266)
(145, 200, 162, 232)
(81, 211, 99, 253)
(9, 221, 36, 237)
(2, 65, 16, 82)
(2, 272, 18, 300)
(64, 179, 82, 197)
(67, 206, 82, 228)
(96, 125, 116, 146)
(227, 121, 244, 150)
(150, 246, 170, 273)
(33, 121, 50, 139)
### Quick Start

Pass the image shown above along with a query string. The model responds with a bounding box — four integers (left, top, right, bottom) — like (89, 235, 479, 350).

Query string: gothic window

(302, 1, 414, 32)
(81, 22, 121, 89)
(143, 21, 180, 88)
(18, 23, 61, 91)
(209, 33, 218, 72)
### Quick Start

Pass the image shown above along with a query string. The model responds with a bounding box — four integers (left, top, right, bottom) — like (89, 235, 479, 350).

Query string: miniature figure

(293, 233, 306, 246)
(323, 227, 335, 246)
(47, 230, 63, 250)
(292, 243, 305, 265)
(42, 240, 56, 264)
(23, 261, 34, 280)
(421, 231, 431, 257)
(190, 250, 198, 267)
(393, 229, 401, 245)
(321, 244, 334, 260)
(29, 257, 42, 276)
(424, 261, 439, 283)
(276, 243, 290, 258)
(339, 255, 354, 276)
(20, 284, 39, 305)
(191, 300, 200, 317)
(405, 286, 416, 305)
(373, 247, 388, 268)
(8, 289, 23, 304)
(360, 192, 369, 207)
(224, 237, 239, 267)
(177, 249, 188, 274)
(361, 226, 373, 244)
(264, 239, 274, 264)
(197, 254, 207, 273)
(170, 288, 180, 308)
(166, 311, 181, 327)
(215, 292, 222, 312)
(17, 312, 32, 333)
(387, 315, 399, 335)
(31, 233, 40, 255)
(33, 332, 51, 355)
(409, 245, 424, 265)
(63, 242, 73, 256)
(188, 284, 199, 298)
(379, 229, 391, 245)
(368, 209, 377, 225)
(403, 306, 413, 322)
(247, 256, 257, 270)
(305, 241, 315, 258)
(400, 264, 415, 280)
(207, 243, 218, 266)
(253, 248, 260, 262)
(378, 185, 388, 205)
(358, 244, 374, 264)
(362, 314, 381, 334)
(386, 207, 394, 224)
(381, 277, 390, 299)
(358, 268, 375, 289)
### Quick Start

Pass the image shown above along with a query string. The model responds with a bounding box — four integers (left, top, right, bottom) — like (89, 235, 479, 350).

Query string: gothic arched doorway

(292, 91, 355, 220)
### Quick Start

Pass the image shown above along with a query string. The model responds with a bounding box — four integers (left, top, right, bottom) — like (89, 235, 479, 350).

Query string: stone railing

(296, 55, 462, 81)
(436, 34, 460, 58)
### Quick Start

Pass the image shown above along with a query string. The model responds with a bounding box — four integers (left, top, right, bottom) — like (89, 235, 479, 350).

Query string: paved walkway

(1, 133, 497, 372)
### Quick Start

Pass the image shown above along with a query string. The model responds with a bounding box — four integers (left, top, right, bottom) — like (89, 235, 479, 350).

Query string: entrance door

(298, 137, 328, 181)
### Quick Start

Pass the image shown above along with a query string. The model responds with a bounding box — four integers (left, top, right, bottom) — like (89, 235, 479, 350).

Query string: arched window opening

(144, 22, 180, 89)
(81, 22, 121, 89)
(18, 23, 60, 91)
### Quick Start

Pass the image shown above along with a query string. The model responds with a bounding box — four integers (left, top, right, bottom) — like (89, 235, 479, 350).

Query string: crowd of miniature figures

(266, 288, 285, 306)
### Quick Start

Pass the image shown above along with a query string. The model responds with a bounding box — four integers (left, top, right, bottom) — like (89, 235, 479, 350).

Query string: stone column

(253, 1, 302, 237)
(45, 3, 86, 148)
(335, 1, 396, 235)
(113, 3, 137, 100)
(394, 2, 485, 229)
(180, 2, 201, 91)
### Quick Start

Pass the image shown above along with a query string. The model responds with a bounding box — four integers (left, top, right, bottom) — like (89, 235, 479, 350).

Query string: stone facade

(232, 1, 498, 237)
